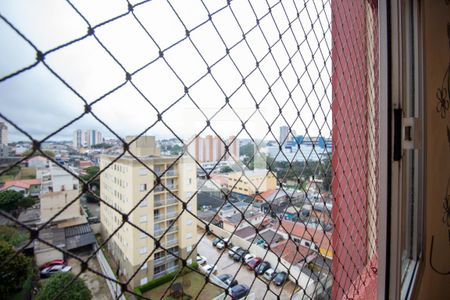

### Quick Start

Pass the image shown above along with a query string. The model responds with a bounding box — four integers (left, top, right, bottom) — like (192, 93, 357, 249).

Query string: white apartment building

(100, 136, 197, 288)
(73, 129, 103, 149)
(37, 162, 83, 226)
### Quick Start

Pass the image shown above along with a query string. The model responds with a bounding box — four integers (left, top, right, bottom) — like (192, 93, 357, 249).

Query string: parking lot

(196, 232, 298, 300)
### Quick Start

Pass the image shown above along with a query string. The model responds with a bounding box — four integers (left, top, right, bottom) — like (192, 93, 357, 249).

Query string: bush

(0, 226, 29, 247)
(135, 262, 199, 294)
(0, 240, 32, 297)
(36, 272, 91, 300)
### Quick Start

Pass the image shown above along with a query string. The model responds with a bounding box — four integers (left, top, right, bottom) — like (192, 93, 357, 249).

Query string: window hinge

(402, 117, 422, 150)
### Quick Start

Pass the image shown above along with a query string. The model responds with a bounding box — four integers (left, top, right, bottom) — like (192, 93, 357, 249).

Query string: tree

(0, 190, 23, 213)
(0, 240, 31, 297)
(91, 143, 113, 149)
(81, 166, 100, 203)
(36, 272, 92, 300)
(0, 190, 36, 216)
(0, 226, 29, 247)
(220, 166, 233, 173)
(21, 149, 55, 159)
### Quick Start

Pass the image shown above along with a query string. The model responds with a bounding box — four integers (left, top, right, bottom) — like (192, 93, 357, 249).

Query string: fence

(0, 0, 379, 299)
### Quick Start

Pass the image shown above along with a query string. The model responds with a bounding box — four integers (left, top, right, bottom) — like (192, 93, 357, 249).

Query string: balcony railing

(166, 170, 177, 177)
(154, 186, 164, 192)
(154, 200, 164, 207)
(153, 256, 166, 265)
(168, 184, 177, 190)
(154, 228, 164, 236)
(165, 238, 178, 247)
(166, 265, 179, 273)
(167, 225, 178, 233)
(166, 197, 178, 205)
(166, 211, 177, 219)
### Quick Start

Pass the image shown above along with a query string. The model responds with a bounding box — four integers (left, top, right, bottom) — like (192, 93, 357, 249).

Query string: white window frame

(379, 1, 424, 298)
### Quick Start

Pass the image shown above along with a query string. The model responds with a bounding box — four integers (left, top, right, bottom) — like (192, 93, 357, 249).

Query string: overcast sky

(0, 0, 331, 144)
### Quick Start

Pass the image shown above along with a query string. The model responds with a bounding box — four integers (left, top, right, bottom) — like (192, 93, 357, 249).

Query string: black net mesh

(0, 1, 379, 299)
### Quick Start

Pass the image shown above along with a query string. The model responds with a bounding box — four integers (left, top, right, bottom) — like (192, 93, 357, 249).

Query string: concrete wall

(35, 246, 64, 266)
(40, 189, 81, 223)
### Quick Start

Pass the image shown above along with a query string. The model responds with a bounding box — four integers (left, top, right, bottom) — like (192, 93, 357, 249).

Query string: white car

(264, 268, 276, 281)
(201, 264, 217, 274)
(216, 238, 230, 250)
(228, 246, 240, 257)
(244, 253, 255, 264)
(196, 255, 207, 265)
(40, 264, 72, 278)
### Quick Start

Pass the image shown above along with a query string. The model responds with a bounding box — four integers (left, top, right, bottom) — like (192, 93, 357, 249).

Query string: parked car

(264, 268, 276, 281)
(229, 284, 250, 300)
(255, 261, 271, 275)
(232, 248, 248, 262)
(243, 254, 255, 264)
(216, 238, 230, 249)
(40, 264, 72, 278)
(273, 271, 287, 286)
(246, 257, 262, 270)
(217, 273, 238, 288)
(228, 246, 241, 257)
(39, 259, 65, 270)
(196, 255, 207, 265)
(201, 264, 217, 274)
(212, 237, 223, 247)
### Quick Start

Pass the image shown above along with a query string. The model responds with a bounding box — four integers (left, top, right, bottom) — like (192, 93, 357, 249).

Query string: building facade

(0, 122, 8, 146)
(279, 126, 289, 144)
(73, 129, 103, 149)
(188, 135, 239, 163)
(100, 136, 197, 288)
(225, 169, 277, 197)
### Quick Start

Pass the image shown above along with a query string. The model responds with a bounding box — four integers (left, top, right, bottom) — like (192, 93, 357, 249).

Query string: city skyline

(0, 0, 331, 143)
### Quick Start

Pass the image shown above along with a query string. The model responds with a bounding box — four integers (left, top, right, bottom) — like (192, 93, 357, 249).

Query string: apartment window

(186, 219, 193, 225)
(154, 210, 160, 220)
(154, 266, 165, 276)
(139, 198, 148, 207)
(154, 251, 165, 260)
(186, 232, 192, 239)
(186, 245, 192, 252)
(139, 168, 148, 176)
(140, 277, 148, 285)
(139, 184, 147, 192)
(140, 262, 148, 270)
(139, 231, 146, 239)
(140, 215, 147, 223)
(139, 247, 147, 255)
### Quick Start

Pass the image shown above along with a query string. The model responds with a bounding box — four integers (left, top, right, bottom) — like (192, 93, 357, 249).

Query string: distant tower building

(73, 129, 103, 149)
(0, 122, 8, 146)
(188, 135, 239, 163)
(279, 126, 289, 144)
(73, 129, 82, 149)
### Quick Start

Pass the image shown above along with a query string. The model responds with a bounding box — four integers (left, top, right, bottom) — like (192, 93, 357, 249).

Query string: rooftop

(1, 178, 41, 190)
(271, 239, 313, 265)
(278, 220, 332, 251)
